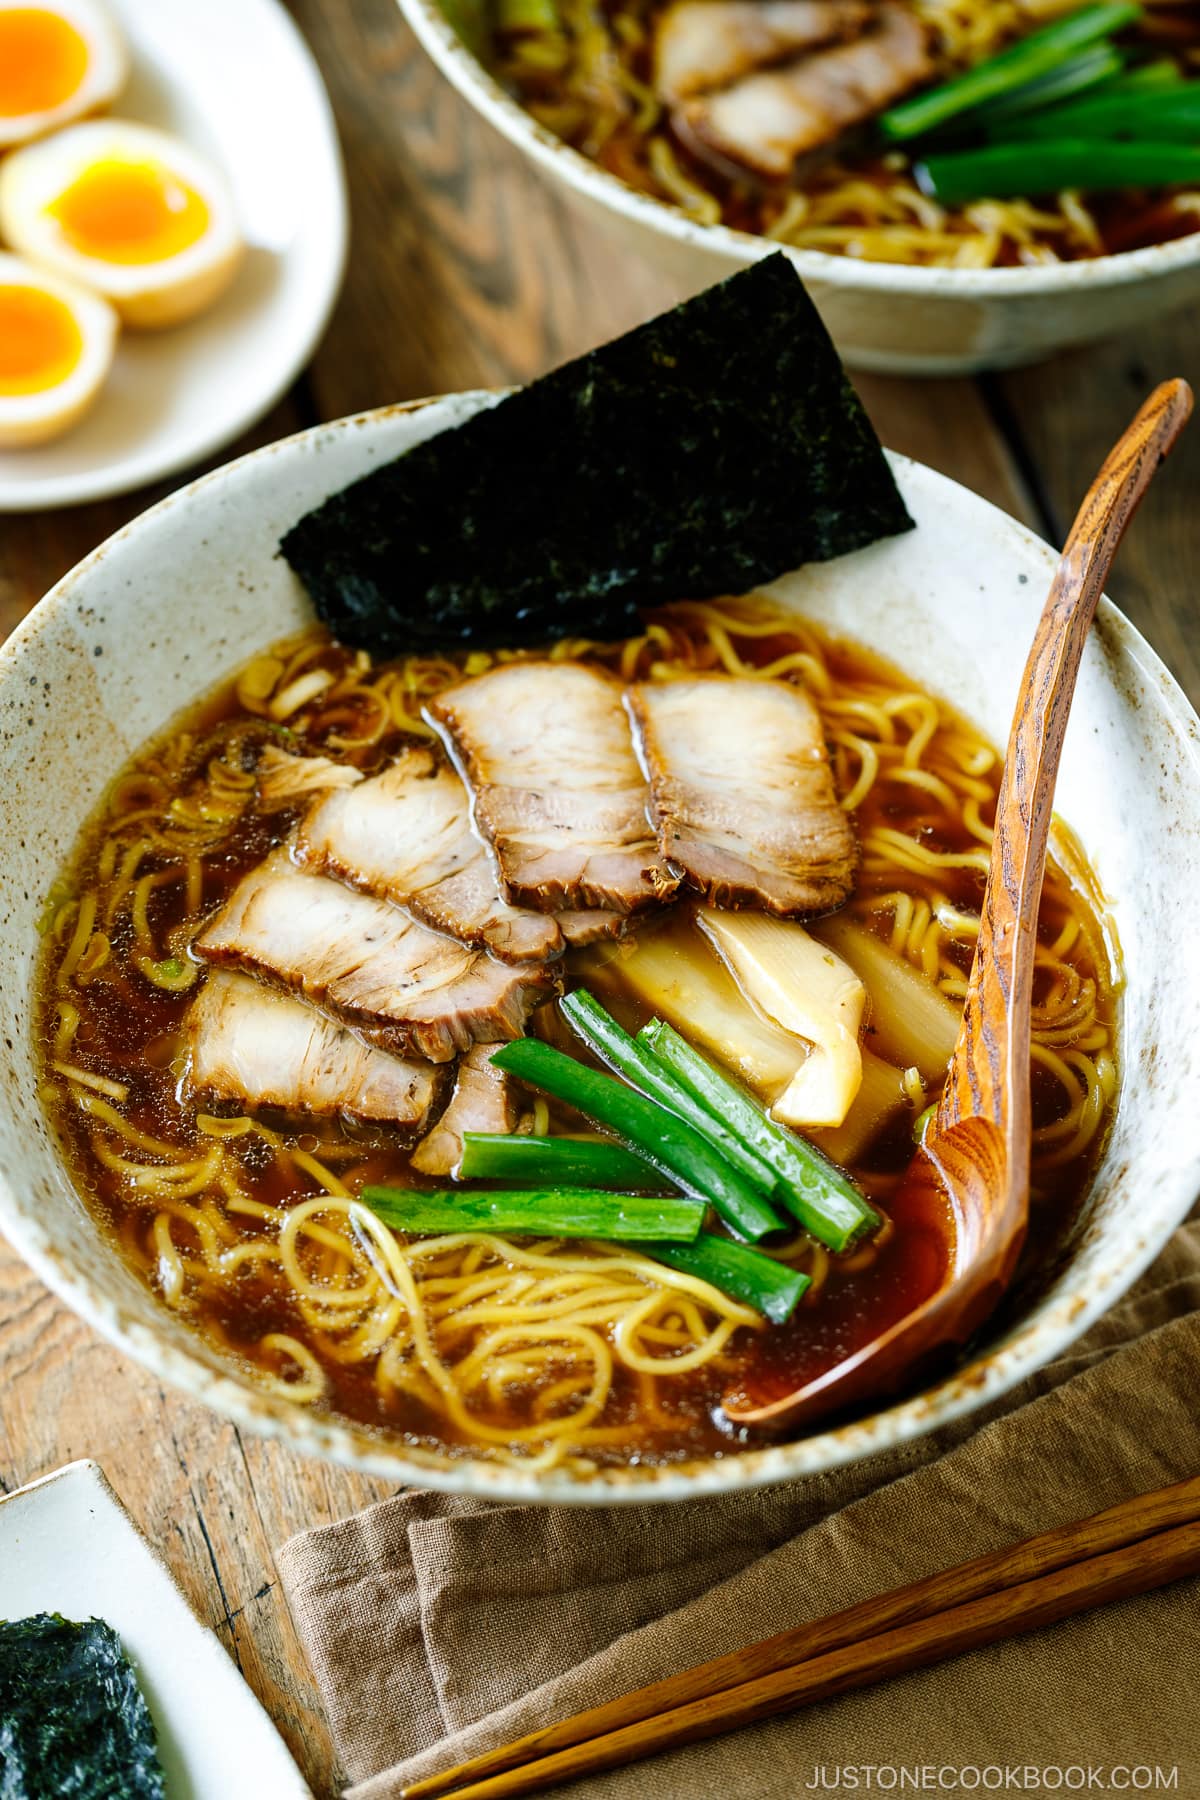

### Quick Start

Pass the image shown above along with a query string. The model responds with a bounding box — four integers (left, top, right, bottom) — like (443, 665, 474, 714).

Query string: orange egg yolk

(49, 158, 210, 265)
(0, 9, 89, 117)
(0, 283, 83, 395)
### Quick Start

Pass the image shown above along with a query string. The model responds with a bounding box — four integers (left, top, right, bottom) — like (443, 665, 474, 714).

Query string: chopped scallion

(879, 3, 1142, 142)
(638, 1019, 878, 1253)
(915, 139, 1200, 206)
(644, 1234, 810, 1324)
(360, 1184, 705, 1242)
(987, 87, 1200, 142)
(494, 0, 559, 30)
(913, 1101, 937, 1146)
(489, 1037, 783, 1241)
(560, 988, 779, 1193)
(968, 43, 1124, 125)
(460, 1132, 668, 1191)
(137, 954, 197, 993)
(1095, 59, 1183, 94)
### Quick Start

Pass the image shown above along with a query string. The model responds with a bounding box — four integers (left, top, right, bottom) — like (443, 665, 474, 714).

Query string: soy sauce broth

(35, 605, 1118, 1466)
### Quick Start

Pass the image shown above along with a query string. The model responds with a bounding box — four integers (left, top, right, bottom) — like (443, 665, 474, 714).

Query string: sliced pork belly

(294, 746, 564, 964)
(195, 848, 556, 1062)
(679, 4, 933, 179)
(412, 1044, 516, 1177)
(626, 675, 857, 915)
(557, 909, 626, 947)
(187, 969, 441, 1128)
(655, 0, 871, 104)
(427, 661, 677, 915)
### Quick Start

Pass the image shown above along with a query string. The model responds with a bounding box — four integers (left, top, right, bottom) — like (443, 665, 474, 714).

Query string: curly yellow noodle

(837, 735, 880, 813)
(254, 1334, 328, 1403)
(151, 1213, 186, 1306)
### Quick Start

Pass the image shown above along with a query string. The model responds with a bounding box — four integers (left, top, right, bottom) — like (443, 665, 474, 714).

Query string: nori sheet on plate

(0, 1613, 166, 1799)
(280, 255, 914, 653)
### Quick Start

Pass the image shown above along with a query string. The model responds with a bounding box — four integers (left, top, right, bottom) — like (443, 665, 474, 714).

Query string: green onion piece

(913, 1101, 937, 1146)
(460, 1132, 668, 1191)
(969, 43, 1124, 125)
(560, 989, 779, 1193)
(1096, 59, 1184, 94)
(360, 1184, 704, 1242)
(644, 1234, 810, 1325)
(137, 954, 197, 993)
(1051, 57, 1181, 105)
(638, 1019, 878, 1253)
(489, 1038, 783, 1242)
(989, 86, 1200, 142)
(915, 138, 1200, 205)
(879, 3, 1142, 142)
(494, 0, 559, 31)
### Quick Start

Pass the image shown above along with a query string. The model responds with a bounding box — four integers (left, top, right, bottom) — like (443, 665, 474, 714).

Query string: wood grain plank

(0, 396, 309, 640)
(856, 374, 1038, 526)
(295, 0, 674, 410)
(999, 313, 1200, 706)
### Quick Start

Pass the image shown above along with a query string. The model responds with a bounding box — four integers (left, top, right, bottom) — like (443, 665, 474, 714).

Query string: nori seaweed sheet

(0, 1614, 166, 1800)
(281, 256, 914, 653)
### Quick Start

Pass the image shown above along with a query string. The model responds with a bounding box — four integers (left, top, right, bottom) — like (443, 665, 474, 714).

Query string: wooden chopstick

(421, 1517, 1200, 1800)
(404, 1475, 1200, 1800)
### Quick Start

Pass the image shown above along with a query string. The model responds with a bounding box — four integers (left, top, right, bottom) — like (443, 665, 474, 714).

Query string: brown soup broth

(35, 608, 1118, 1465)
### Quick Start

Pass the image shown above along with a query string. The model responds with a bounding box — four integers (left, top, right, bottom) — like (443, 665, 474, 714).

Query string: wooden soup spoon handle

(727, 379, 1193, 1431)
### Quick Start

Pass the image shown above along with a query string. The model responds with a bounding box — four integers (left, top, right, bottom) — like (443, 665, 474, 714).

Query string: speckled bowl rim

(2, 401, 1199, 1505)
(396, 0, 1200, 299)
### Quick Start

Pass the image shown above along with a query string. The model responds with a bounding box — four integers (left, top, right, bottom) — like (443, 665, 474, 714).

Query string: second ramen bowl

(1, 398, 1200, 1500)
(395, 0, 1200, 374)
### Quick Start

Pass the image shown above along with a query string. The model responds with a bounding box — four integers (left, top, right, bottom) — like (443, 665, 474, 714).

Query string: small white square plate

(0, 0, 347, 512)
(0, 1459, 312, 1798)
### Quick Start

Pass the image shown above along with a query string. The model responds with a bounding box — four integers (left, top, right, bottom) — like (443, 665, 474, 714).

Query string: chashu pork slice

(187, 969, 442, 1128)
(626, 675, 857, 915)
(295, 746, 566, 964)
(427, 661, 678, 915)
(195, 848, 557, 1063)
(412, 1043, 516, 1177)
(655, 0, 871, 104)
(678, 3, 933, 180)
(557, 909, 627, 947)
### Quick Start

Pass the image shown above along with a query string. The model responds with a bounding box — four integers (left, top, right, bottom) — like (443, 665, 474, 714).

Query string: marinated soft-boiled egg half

(0, 120, 243, 327)
(0, 250, 116, 445)
(0, 0, 127, 149)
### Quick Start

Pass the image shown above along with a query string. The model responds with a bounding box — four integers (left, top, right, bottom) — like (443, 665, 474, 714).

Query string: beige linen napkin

(279, 1222, 1200, 1799)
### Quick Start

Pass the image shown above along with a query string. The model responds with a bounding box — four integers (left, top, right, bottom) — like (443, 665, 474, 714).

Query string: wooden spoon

(726, 379, 1193, 1433)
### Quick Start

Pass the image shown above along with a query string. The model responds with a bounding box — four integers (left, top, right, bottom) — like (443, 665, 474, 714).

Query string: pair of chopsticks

(402, 1474, 1200, 1799)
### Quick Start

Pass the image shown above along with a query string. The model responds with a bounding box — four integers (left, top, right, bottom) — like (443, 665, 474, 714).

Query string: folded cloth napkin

(278, 1221, 1200, 1799)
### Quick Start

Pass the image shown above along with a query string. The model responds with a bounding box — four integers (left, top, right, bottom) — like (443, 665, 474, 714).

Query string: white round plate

(0, 0, 347, 511)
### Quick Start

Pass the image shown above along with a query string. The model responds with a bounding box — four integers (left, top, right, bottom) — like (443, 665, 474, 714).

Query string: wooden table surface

(1, 2, 1198, 1793)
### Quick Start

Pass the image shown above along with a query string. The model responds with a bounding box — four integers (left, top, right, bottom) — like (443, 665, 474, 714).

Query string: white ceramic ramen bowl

(395, 0, 1200, 374)
(1, 397, 1198, 1504)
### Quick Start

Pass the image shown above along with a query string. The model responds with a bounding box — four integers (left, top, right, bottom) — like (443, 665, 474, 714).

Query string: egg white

(0, 0, 127, 149)
(0, 119, 245, 327)
(0, 250, 117, 446)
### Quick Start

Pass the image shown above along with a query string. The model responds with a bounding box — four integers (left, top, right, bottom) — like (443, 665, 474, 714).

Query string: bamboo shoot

(697, 908, 865, 1128)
